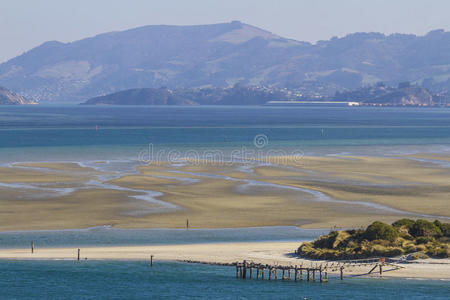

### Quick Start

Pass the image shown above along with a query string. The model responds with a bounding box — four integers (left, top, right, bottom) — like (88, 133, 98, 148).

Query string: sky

(1, 0, 450, 63)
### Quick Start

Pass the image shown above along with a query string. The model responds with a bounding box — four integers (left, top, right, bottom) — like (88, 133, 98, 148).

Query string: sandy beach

(1, 241, 449, 280)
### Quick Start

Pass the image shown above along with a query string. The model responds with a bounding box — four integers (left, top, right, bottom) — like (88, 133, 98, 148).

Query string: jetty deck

(180, 257, 405, 282)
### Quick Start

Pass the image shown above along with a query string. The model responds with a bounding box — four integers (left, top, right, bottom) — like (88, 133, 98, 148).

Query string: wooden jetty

(179, 260, 331, 282)
(180, 256, 405, 282)
(234, 260, 329, 282)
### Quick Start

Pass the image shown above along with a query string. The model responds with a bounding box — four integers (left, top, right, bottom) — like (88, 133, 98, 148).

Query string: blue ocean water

(0, 260, 449, 300)
(0, 105, 449, 163)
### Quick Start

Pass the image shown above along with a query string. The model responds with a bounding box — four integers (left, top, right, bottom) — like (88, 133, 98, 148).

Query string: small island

(298, 219, 450, 260)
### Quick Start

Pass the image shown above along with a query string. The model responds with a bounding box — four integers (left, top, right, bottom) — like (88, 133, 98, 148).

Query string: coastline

(1, 241, 449, 280)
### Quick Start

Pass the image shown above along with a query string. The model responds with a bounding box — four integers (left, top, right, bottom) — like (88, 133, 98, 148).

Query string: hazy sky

(2, 0, 450, 62)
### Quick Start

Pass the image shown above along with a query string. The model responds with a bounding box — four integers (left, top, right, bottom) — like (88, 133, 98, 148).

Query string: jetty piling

(77, 248, 80, 261)
(31, 241, 34, 254)
(229, 262, 334, 283)
(178, 260, 392, 283)
(150, 255, 154, 267)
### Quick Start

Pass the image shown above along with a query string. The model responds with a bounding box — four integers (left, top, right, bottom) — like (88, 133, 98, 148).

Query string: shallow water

(0, 226, 327, 249)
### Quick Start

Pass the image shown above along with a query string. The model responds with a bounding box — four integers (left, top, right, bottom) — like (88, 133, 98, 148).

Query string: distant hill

(84, 84, 440, 106)
(333, 83, 434, 106)
(0, 87, 37, 105)
(3, 22, 450, 102)
(83, 85, 292, 105)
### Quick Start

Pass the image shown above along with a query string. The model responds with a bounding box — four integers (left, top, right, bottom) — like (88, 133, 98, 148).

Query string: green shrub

(410, 219, 442, 237)
(408, 252, 429, 260)
(403, 243, 417, 253)
(434, 220, 450, 237)
(364, 221, 399, 242)
(392, 218, 415, 229)
(313, 231, 350, 249)
(426, 246, 449, 258)
(384, 247, 404, 257)
(297, 219, 449, 260)
(416, 236, 435, 244)
(313, 232, 337, 249)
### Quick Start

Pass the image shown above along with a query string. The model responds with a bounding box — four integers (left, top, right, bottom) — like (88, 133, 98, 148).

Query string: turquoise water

(0, 261, 449, 299)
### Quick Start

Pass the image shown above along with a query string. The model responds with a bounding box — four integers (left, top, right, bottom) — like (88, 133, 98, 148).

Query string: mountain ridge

(2, 21, 450, 102)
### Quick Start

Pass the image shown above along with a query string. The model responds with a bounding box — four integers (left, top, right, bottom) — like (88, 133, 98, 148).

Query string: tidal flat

(0, 153, 448, 231)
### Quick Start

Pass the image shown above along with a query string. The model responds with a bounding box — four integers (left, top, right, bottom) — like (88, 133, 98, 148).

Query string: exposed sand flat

(14, 162, 102, 173)
(263, 155, 450, 185)
(407, 153, 450, 162)
(0, 166, 86, 183)
(110, 172, 407, 229)
(0, 189, 166, 231)
(0, 154, 449, 230)
(0, 242, 448, 279)
(255, 156, 450, 218)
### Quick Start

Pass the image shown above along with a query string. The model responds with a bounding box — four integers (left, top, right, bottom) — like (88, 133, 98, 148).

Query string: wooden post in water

(186, 219, 189, 229)
(236, 263, 239, 278)
(288, 268, 291, 280)
(294, 267, 298, 281)
(77, 248, 80, 261)
(249, 265, 252, 279)
(340, 266, 344, 280)
(312, 269, 315, 281)
(150, 255, 153, 267)
(282, 269, 285, 280)
(379, 264, 383, 276)
(256, 267, 260, 279)
(243, 260, 247, 279)
(268, 268, 271, 280)
(31, 241, 34, 254)
(307, 269, 310, 281)
(300, 268, 303, 280)
(319, 266, 323, 283)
